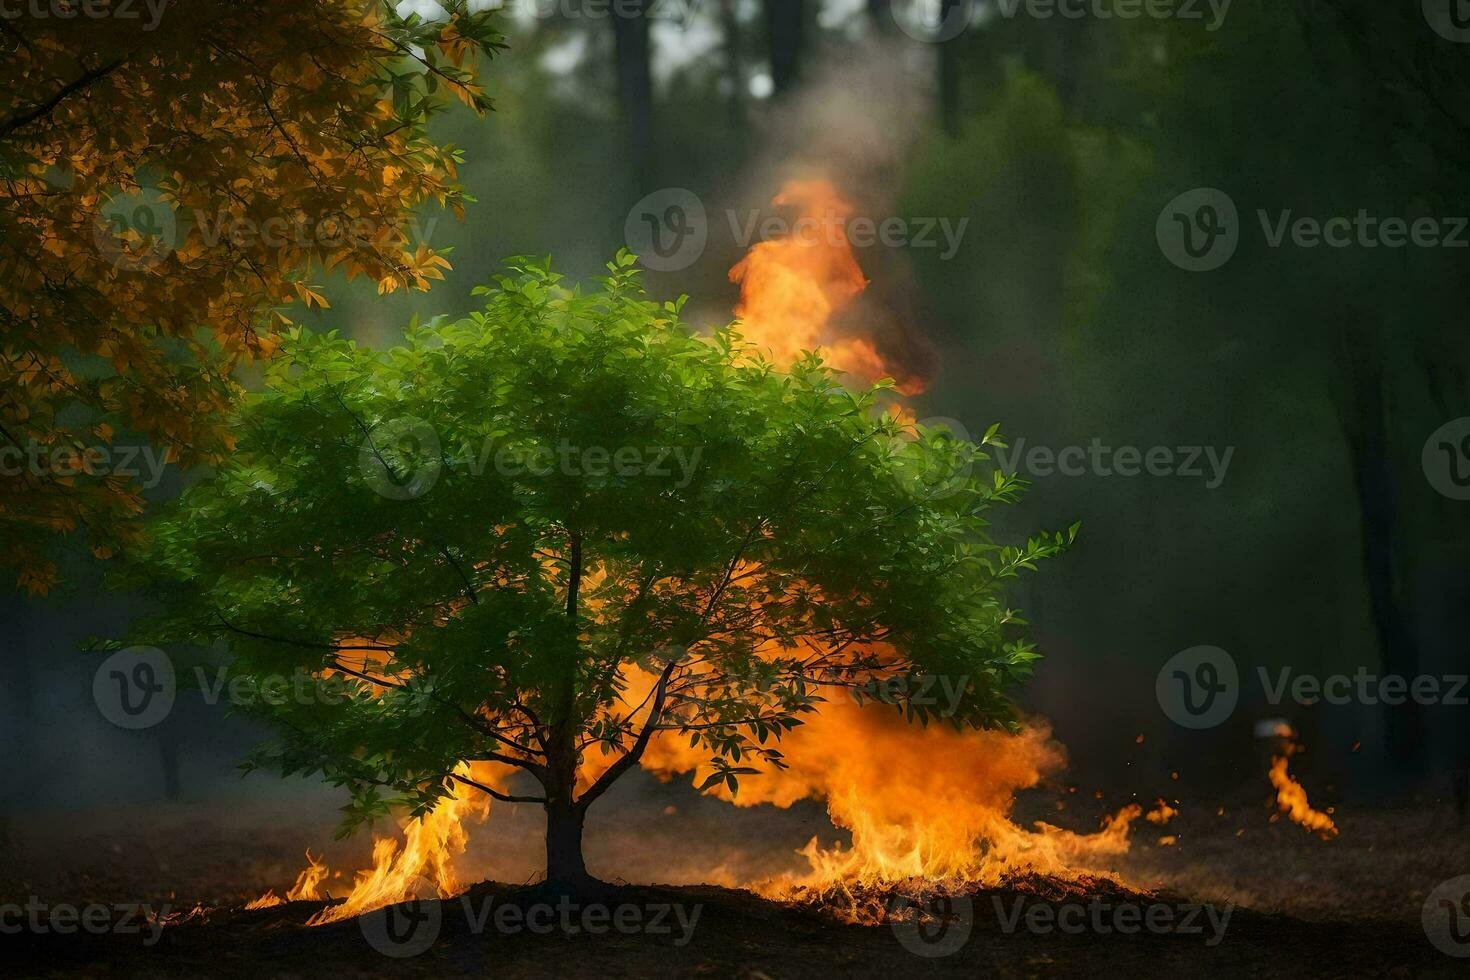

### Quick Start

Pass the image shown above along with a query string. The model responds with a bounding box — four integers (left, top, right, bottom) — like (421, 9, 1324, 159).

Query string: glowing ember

(1269, 745, 1338, 840)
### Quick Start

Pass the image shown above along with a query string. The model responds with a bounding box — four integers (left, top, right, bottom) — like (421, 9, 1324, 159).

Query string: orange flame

(639, 692, 1142, 907)
(729, 179, 925, 394)
(246, 849, 330, 909)
(1269, 746, 1338, 840)
(304, 764, 499, 925)
(250, 764, 499, 922)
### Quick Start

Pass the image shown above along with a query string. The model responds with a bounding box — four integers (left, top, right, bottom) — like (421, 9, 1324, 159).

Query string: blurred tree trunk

(611, 0, 655, 191)
(764, 0, 806, 96)
(720, 0, 746, 130)
(158, 733, 182, 799)
(937, 0, 964, 135)
(867, 0, 893, 30)
(1335, 335, 1426, 782)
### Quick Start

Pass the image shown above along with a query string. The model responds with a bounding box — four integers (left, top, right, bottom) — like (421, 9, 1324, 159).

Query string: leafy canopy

(118, 253, 1074, 830)
(0, 0, 503, 593)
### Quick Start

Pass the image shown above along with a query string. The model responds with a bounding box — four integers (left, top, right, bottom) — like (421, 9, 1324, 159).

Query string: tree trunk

(937, 0, 964, 135)
(720, 0, 746, 130)
(544, 801, 589, 887)
(1337, 335, 1426, 785)
(764, 0, 805, 96)
(611, 0, 655, 193)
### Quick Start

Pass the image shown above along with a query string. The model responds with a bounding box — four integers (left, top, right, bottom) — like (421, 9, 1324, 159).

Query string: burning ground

(4, 774, 1465, 978)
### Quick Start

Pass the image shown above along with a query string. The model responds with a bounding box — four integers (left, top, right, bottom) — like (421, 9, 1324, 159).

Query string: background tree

(0, 0, 503, 594)
(115, 255, 1073, 889)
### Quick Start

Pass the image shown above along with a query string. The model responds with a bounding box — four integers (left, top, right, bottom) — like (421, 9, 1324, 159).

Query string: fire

(245, 850, 329, 910)
(729, 179, 925, 394)
(242, 179, 1291, 924)
(1269, 745, 1338, 840)
(248, 763, 498, 923)
(639, 693, 1144, 913)
(305, 764, 497, 925)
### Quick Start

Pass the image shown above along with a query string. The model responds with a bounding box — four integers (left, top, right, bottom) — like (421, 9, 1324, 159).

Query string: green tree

(116, 254, 1073, 890)
(0, 0, 504, 593)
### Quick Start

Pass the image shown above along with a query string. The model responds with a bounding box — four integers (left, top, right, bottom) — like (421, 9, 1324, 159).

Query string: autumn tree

(0, 0, 503, 593)
(115, 255, 1073, 890)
